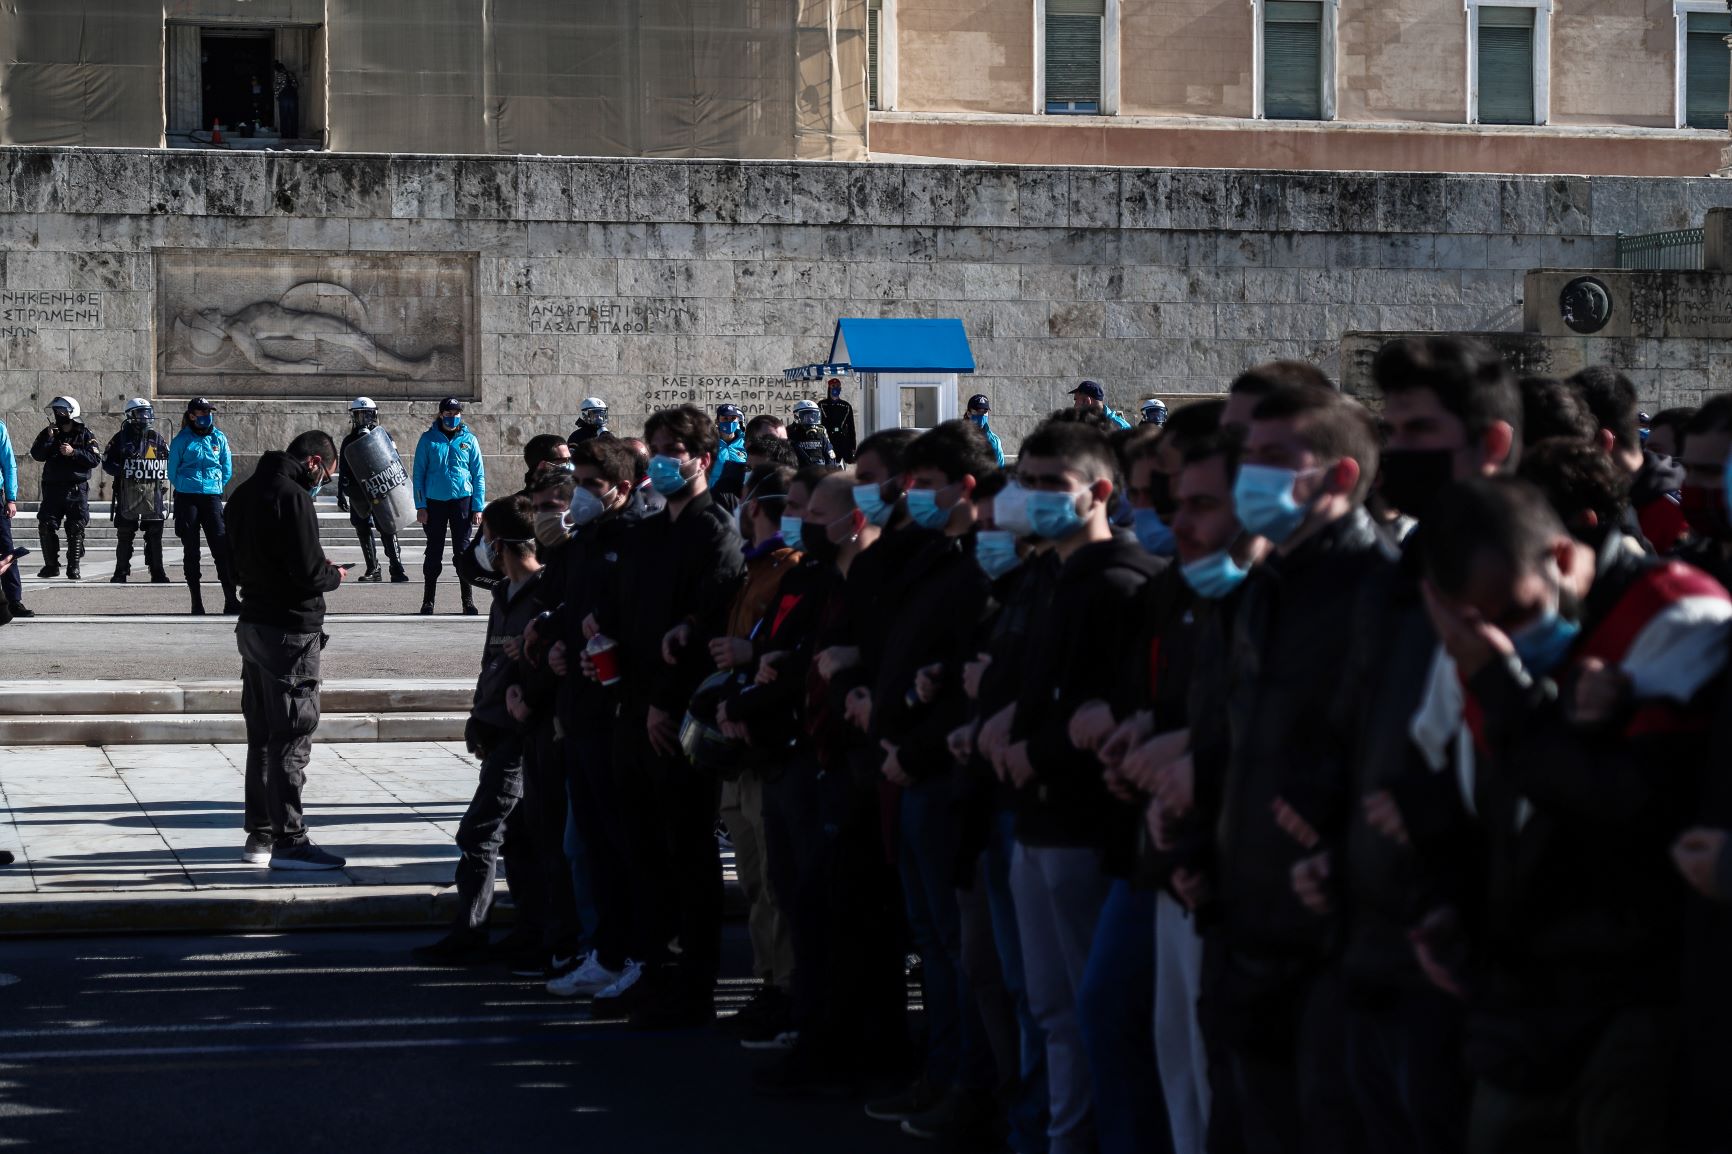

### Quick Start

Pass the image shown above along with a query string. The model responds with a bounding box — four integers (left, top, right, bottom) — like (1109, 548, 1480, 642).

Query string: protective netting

(0, 0, 867, 159)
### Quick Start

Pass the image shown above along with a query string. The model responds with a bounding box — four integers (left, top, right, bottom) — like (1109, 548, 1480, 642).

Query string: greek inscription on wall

(528, 298, 699, 335)
(0, 290, 103, 338)
(648, 376, 827, 410)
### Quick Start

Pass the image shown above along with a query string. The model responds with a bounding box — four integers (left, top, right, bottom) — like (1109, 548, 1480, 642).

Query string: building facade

(869, 0, 1732, 173)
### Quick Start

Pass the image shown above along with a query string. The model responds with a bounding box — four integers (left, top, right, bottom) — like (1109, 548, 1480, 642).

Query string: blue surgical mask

(193, 413, 214, 431)
(975, 530, 1022, 580)
(720, 420, 741, 438)
(779, 514, 805, 552)
(1233, 464, 1313, 545)
(1180, 549, 1250, 599)
(1026, 489, 1086, 540)
(853, 481, 895, 527)
(441, 414, 461, 431)
(1509, 608, 1581, 677)
(1132, 507, 1176, 556)
(968, 412, 990, 429)
(905, 486, 953, 531)
(648, 454, 693, 497)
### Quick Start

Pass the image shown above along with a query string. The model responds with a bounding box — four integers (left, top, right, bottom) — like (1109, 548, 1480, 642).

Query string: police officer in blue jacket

(168, 397, 239, 615)
(413, 396, 487, 616)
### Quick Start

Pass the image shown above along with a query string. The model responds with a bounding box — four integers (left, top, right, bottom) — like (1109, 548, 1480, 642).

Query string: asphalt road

(0, 928, 910, 1154)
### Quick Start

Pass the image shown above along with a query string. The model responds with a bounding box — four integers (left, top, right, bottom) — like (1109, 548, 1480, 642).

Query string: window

(868, 0, 882, 111)
(1045, 0, 1104, 114)
(1264, 2, 1324, 119)
(1681, 6, 1731, 129)
(1467, 1, 1549, 126)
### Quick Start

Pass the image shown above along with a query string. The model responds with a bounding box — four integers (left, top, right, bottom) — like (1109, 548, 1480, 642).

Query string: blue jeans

(985, 809, 1051, 1153)
(1078, 879, 1168, 1154)
(899, 779, 995, 1091)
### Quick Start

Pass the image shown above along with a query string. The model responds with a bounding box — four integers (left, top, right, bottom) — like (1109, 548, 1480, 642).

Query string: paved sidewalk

(0, 741, 478, 932)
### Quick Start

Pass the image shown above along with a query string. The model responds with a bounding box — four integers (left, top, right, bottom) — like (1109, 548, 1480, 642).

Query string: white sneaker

(546, 952, 619, 998)
(590, 958, 644, 1003)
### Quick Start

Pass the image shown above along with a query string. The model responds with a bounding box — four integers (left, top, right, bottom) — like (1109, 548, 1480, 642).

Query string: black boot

(460, 576, 478, 616)
(37, 522, 60, 578)
(113, 520, 135, 583)
(65, 523, 84, 581)
(383, 534, 410, 583)
(146, 523, 170, 583)
(420, 577, 437, 616)
(7, 602, 34, 619)
(187, 578, 206, 616)
(356, 528, 382, 583)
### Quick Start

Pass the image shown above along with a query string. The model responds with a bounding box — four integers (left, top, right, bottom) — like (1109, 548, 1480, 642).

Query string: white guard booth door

(871, 372, 959, 434)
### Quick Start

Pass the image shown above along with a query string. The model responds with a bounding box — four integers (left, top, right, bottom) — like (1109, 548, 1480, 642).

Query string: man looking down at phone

(226, 429, 348, 872)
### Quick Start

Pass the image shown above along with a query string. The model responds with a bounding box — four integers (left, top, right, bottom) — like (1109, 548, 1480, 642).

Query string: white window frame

(1032, 0, 1121, 115)
(1250, 0, 1338, 121)
(1675, 0, 1728, 130)
(1465, 0, 1551, 126)
(869, 0, 899, 112)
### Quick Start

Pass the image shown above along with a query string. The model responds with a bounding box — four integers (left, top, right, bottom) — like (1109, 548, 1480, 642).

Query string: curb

(0, 885, 487, 936)
(0, 881, 748, 936)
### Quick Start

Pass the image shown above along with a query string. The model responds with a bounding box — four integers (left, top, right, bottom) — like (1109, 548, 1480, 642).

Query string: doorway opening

(201, 30, 274, 136)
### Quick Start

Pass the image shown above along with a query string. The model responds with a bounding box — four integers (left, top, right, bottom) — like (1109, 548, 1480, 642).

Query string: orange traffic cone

(211, 119, 223, 144)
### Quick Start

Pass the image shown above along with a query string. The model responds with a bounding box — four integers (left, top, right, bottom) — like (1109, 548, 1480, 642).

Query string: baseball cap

(1069, 380, 1105, 401)
(439, 396, 464, 411)
(185, 397, 215, 412)
(717, 404, 743, 420)
(967, 394, 991, 412)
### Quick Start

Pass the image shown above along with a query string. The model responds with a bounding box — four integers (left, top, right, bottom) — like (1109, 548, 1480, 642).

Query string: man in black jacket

(416, 495, 552, 963)
(601, 405, 745, 1027)
(1207, 385, 1393, 1154)
(987, 420, 1161, 1154)
(1275, 337, 1519, 1154)
(820, 378, 858, 464)
(30, 396, 102, 580)
(864, 420, 1000, 1141)
(226, 430, 347, 872)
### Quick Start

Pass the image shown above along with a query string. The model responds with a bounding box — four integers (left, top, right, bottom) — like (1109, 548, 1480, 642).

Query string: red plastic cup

(587, 635, 622, 686)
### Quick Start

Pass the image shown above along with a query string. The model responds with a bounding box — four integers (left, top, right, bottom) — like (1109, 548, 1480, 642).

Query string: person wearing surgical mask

(981, 420, 1159, 1154)
(1198, 384, 1392, 1154)
(606, 404, 746, 1029)
(413, 397, 487, 616)
(1419, 477, 1731, 1154)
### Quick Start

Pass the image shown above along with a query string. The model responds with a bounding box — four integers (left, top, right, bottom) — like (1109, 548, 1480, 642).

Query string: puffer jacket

(168, 425, 233, 495)
(413, 419, 486, 508)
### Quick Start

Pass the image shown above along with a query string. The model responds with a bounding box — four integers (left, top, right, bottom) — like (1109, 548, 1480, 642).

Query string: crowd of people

(8, 339, 1729, 1153)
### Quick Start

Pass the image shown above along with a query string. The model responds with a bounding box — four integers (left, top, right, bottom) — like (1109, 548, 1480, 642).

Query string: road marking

(94, 965, 445, 980)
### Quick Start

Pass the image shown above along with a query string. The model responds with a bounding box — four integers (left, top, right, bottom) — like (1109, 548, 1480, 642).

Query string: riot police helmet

(792, 399, 822, 426)
(124, 397, 154, 424)
(349, 396, 378, 430)
(48, 395, 80, 422)
(579, 397, 609, 428)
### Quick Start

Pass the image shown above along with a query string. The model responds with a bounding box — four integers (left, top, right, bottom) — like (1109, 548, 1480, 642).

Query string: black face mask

(800, 520, 842, 567)
(1377, 448, 1456, 522)
(1147, 471, 1176, 521)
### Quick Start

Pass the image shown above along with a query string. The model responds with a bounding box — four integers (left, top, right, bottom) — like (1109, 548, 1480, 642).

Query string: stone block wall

(3, 147, 1731, 500)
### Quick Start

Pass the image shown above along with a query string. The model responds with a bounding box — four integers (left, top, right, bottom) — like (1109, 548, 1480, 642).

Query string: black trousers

(0, 508, 21, 603)
(237, 622, 322, 847)
(422, 497, 473, 580)
(1344, 983, 1468, 1154)
(454, 736, 545, 936)
(522, 721, 581, 957)
(614, 705, 723, 995)
(763, 753, 823, 1028)
(566, 712, 641, 971)
(115, 516, 166, 576)
(174, 492, 234, 587)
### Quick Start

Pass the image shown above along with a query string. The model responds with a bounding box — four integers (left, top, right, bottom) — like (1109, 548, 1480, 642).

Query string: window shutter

(868, 5, 881, 110)
(1687, 12, 1732, 130)
(1046, 0, 1103, 110)
(1264, 1, 1323, 120)
(1477, 6, 1535, 125)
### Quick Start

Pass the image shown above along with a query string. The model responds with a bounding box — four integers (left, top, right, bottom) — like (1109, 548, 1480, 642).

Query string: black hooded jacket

(227, 451, 343, 633)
